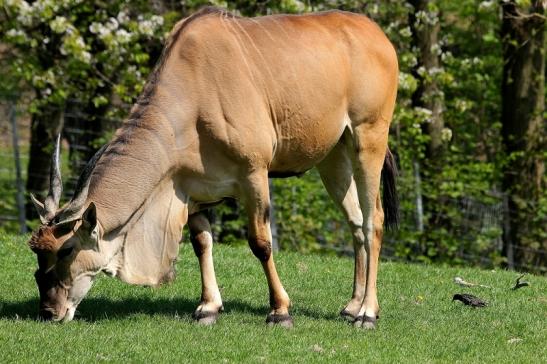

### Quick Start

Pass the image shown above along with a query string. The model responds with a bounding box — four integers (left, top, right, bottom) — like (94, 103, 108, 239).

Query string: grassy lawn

(0, 233, 545, 363)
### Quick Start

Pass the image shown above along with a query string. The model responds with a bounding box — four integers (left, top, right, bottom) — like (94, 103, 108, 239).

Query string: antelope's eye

(57, 246, 74, 259)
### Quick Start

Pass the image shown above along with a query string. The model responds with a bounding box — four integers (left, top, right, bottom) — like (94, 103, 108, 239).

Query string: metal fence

(0, 102, 28, 233)
(0, 100, 545, 273)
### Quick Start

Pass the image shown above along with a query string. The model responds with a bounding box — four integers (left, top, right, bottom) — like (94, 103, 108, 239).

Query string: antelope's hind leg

(317, 132, 366, 322)
(241, 171, 292, 327)
(351, 122, 388, 330)
(189, 212, 224, 325)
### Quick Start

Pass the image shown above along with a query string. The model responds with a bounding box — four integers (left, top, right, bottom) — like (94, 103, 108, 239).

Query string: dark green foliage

(0, 0, 545, 271)
(271, 170, 351, 253)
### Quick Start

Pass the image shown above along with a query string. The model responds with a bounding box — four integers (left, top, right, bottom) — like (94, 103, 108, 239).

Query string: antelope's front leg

(242, 172, 292, 327)
(188, 212, 223, 325)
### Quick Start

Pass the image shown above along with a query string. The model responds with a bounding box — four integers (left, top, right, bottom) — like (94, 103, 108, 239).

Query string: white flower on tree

(138, 20, 155, 36)
(117, 10, 130, 24)
(115, 29, 132, 44)
(50, 16, 69, 33)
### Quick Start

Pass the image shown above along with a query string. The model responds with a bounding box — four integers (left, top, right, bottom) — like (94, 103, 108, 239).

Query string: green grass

(1, 233, 546, 363)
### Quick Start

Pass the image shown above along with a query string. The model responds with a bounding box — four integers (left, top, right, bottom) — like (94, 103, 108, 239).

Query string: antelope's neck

(86, 112, 180, 234)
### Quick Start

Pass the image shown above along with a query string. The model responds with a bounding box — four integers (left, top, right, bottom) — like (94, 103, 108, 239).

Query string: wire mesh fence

(0, 102, 28, 233)
(0, 99, 545, 273)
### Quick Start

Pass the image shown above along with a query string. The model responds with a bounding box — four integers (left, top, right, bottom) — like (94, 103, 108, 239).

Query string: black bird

(512, 274, 530, 290)
(452, 293, 488, 307)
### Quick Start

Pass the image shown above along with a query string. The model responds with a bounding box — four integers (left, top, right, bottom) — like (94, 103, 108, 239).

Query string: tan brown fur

(29, 8, 398, 326)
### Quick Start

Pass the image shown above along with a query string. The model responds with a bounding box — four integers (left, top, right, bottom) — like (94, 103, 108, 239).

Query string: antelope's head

(29, 135, 107, 322)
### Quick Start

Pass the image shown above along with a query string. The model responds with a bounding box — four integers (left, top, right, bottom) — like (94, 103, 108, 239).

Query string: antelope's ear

(80, 203, 99, 248)
(30, 194, 48, 224)
(82, 202, 97, 230)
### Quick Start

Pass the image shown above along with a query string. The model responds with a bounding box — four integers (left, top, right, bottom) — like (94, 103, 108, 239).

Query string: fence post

(269, 178, 279, 252)
(9, 102, 27, 234)
(413, 159, 424, 233)
(502, 194, 514, 270)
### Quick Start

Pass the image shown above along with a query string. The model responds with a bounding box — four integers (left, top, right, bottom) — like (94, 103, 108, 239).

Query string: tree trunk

(408, 0, 446, 257)
(501, 0, 545, 269)
(409, 0, 445, 156)
(25, 106, 62, 219)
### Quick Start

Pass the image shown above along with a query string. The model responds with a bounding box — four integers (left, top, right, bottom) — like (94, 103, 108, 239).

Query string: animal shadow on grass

(0, 296, 333, 322)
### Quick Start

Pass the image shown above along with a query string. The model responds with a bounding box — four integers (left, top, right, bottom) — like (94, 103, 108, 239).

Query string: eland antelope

(28, 7, 398, 329)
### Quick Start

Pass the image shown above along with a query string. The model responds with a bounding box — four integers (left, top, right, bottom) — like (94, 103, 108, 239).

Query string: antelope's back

(165, 10, 398, 173)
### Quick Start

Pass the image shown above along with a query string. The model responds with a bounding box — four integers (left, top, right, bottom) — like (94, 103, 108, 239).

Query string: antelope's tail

(381, 148, 399, 229)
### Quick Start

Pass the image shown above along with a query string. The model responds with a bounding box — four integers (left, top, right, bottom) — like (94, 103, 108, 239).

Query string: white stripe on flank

(249, 18, 277, 43)
(218, 16, 255, 81)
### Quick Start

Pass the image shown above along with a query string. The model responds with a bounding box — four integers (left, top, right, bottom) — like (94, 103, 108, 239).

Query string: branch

(92, 66, 115, 87)
(501, 0, 547, 21)
(503, 11, 547, 21)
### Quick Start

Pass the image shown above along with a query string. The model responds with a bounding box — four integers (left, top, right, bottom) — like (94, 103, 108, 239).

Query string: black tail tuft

(381, 148, 399, 229)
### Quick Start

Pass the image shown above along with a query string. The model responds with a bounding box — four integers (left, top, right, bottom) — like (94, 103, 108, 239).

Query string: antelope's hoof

(266, 313, 293, 328)
(192, 310, 220, 326)
(340, 308, 358, 322)
(353, 315, 377, 330)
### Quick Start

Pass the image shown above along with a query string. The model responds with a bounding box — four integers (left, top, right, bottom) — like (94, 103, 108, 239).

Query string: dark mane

(103, 7, 237, 157)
